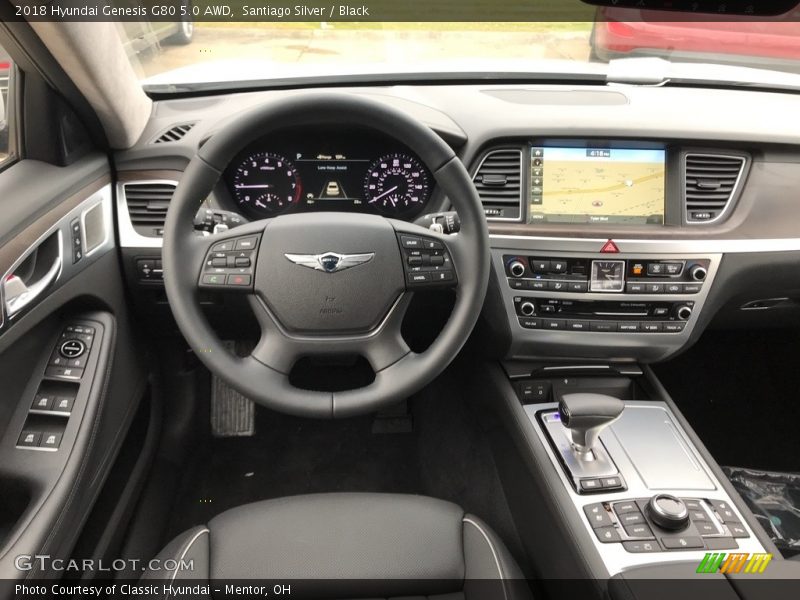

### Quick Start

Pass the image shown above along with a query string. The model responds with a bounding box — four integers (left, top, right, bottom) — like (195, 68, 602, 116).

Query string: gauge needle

(369, 186, 399, 203)
(235, 184, 274, 189)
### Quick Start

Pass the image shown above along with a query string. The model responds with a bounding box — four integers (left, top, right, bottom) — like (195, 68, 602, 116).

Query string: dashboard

(217, 128, 434, 220)
(115, 83, 800, 365)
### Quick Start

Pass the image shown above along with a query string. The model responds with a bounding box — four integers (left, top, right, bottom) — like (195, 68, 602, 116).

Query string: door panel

(0, 155, 148, 586)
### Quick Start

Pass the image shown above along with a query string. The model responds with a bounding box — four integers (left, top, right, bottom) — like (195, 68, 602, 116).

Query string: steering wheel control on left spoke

(199, 234, 261, 290)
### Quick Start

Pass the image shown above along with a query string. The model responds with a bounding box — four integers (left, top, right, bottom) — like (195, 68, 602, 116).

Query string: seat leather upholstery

(142, 493, 531, 600)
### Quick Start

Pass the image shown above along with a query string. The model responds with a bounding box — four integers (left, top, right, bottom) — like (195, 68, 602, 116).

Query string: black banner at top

(6, 0, 800, 22)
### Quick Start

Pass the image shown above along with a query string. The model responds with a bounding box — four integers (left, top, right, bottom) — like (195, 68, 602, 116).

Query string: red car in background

(590, 6, 800, 70)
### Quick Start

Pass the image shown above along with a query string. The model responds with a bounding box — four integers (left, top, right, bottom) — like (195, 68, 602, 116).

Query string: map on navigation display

(529, 147, 666, 225)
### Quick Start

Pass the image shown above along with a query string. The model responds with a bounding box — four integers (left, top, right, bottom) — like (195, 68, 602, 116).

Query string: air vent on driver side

(684, 154, 746, 224)
(473, 148, 523, 221)
(123, 182, 176, 237)
(152, 122, 196, 144)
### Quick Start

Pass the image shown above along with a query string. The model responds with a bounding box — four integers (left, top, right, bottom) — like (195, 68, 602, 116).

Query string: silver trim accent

(5, 231, 63, 319)
(684, 153, 747, 225)
(648, 494, 689, 525)
(15, 445, 58, 452)
(490, 233, 800, 254)
(472, 148, 524, 222)
(528, 401, 765, 576)
(80, 199, 110, 258)
(284, 251, 375, 273)
(117, 180, 178, 248)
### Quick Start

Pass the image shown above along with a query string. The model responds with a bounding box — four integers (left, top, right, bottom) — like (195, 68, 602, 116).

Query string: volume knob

(520, 301, 536, 316)
(676, 305, 693, 321)
(689, 265, 708, 281)
(508, 260, 526, 278)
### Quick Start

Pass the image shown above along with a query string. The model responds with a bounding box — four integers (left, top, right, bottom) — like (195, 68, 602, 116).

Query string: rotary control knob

(520, 301, 536, 316)
(508, 260, 526, 278)
(676, 305, 693, 321)
(689, 265, 708, 281)
(647, 494, 689, 531)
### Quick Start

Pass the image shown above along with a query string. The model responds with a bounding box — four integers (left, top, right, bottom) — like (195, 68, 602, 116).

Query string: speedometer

(232, 152, 301, 217)
(363, 153, 430, 216)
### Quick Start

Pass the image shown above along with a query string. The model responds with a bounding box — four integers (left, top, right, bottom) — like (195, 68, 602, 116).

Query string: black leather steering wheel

(162, 94, 490, 418)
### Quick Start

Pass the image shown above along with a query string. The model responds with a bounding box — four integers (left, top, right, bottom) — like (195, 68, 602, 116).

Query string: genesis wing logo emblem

(284, 252, 375, 273)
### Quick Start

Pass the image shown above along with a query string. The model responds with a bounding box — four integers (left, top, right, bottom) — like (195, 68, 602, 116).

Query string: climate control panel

(505, 255, 710, 296)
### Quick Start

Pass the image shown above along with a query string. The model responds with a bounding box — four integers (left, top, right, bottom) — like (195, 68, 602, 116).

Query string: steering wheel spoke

(247, 292, 413, 375)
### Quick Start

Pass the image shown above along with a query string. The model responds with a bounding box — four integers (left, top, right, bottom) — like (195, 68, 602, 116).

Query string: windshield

(118, 2, 800, 92)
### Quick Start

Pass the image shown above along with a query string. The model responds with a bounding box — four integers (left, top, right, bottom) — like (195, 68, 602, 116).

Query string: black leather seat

(143, 493, 531, 599)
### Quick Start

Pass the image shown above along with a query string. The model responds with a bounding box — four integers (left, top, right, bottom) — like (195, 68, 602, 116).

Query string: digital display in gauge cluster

(225, 133, 432, 219)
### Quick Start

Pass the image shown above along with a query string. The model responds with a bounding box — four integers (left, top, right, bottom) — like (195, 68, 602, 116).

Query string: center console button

(641, 322, 662, 333)
(594, 526, 621, 543)
(548, 281, 567, 292)
(584, 503, 613, 528)
(665, 283, 683, 294)
(663, 322, 686, 333)
(624, 523, 654, 539)
(618, 512, 645, 526)
(590, 321, 615, 332)
(543, 319, 566, 330)
(683, 284, 702, 294)
(580, 478, 602, 492)
(568, 281, 588, 293)
(614, 501, 640, 515)
(689, 509, 708, 522)
(647, 263, 665, 276)
(600, 475, 624, 489)
(727, 524, 750, 538)
(568, 320, 590, 331)
(646, 283, 664, 294)
(530, 280, 548, 291)
(696, 522, 719, 536)
(551, 260, 567, 273)
(518, 318, 542, 330)
(531, 259, 550, 273)
(709, 500, 739, 523)
(626, 283, 646, 294)
(661, 535, 703, 549)
(617, 322, 640, 333)
(623, 540, 660, 553)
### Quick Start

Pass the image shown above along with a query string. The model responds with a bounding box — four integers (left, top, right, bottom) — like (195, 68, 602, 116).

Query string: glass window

(0, 40, 13, 165)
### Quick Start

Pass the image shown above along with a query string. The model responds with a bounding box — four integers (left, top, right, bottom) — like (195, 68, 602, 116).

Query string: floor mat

(653, 329, 800, 472)
(723, 466, 800, 559)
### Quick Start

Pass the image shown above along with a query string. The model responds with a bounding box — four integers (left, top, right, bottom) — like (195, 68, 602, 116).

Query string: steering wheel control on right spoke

(399, 234, 457, 287)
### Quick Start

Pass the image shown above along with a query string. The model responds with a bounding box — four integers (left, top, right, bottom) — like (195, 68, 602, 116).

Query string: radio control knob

(647, 494, 690, 531)
(520, 301, 536, 316)
(508, 260, 526, 278)
(676, 305, 693, 321)
(689, 265, 708, 281)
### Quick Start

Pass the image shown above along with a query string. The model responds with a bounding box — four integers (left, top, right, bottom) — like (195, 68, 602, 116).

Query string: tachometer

(232, 152, 301, 217)
(363, 153, 430, 216)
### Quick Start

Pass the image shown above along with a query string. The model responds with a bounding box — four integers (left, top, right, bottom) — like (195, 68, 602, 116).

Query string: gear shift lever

(559, 393, 624, 459)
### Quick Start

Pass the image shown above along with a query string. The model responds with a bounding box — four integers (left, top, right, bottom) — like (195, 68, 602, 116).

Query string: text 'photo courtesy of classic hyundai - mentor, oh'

(0, 1, 799, 599)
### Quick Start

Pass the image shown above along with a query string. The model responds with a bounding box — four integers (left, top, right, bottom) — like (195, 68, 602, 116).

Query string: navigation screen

(529, 146, 666, 225)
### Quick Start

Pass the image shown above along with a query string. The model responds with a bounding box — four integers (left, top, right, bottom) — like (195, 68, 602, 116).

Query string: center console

(530, 397, 765, 575)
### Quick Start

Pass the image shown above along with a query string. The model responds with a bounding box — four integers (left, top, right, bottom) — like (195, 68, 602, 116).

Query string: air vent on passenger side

(473, 149, 523, 221)
(123, 182, 176, 237)
(684, 154, 746, 224)
(152, 122, 196, 144)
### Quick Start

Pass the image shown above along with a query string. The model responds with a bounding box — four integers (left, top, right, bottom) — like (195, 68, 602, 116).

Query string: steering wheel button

(409, 272, 431, 284)
(235, 257, 251, 268)
(227, 274, 252, 286)
(400, 235, 423, 249)
(211, 257, 227, 267)
(202, 274, 226, 286)
(235, 237, 258, 250)
(407, 256, 423, 266)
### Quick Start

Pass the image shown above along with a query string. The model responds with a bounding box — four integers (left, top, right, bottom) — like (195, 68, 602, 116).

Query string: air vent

(473, 149, 523, 221)
(684, 154, 746, 224)
(123, 182, 176, 237)
(152, 122, 195, 144)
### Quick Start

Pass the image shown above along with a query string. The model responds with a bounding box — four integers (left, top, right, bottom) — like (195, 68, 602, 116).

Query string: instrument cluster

(221, 129, 434, 220)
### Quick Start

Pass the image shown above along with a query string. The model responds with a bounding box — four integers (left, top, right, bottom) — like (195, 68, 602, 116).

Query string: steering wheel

(162, 94, 490, 418)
